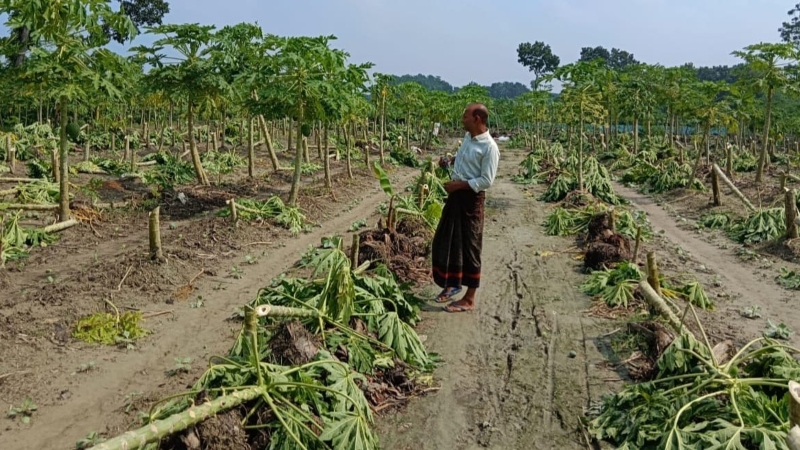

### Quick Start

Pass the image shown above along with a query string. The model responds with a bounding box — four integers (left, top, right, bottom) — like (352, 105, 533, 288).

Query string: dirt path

(377, 149, 620, 450)
(0, 168, 419, 450)
(611, 182, 800, 347)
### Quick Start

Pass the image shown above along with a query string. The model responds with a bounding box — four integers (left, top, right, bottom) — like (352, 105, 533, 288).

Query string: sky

(16, 0, 800, 88)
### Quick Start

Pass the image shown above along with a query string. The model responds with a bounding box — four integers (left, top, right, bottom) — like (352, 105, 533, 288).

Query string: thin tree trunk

(344, 124, 353, 179)
(380, 95, 386, 164)
(248, 116, 255, 178)
(257, 115, 280, 172)
(756, 88, 773, 183)
(187, 101, 209, 185)
(288, 106, 305, 207)
(58, 101, 70, 222)
(323, 126, 331, 189)
(578, 104, 584, 192)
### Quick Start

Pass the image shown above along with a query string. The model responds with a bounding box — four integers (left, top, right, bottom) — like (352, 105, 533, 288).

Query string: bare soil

(377, 149, 623, 450)
(376, 150, 800, 450)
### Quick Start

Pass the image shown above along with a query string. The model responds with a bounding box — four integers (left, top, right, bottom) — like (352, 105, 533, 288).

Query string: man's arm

(467, 143, 500, 193)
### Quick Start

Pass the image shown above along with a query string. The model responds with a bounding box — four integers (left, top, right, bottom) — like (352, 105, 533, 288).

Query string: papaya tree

(257, 35, 372, 206)
(732, 42, 798, 182)
(420, 90, 451, 149)
(394, 82, 426, 149)
(132, 23, 233, 186)
(370, 73, 394, 164)
(514, 90, 551, 145)
(617, 63, 658, 152)
(548, 60, 606, 191)
(211, 22, 280, 176)
(0, 0, 137, 220)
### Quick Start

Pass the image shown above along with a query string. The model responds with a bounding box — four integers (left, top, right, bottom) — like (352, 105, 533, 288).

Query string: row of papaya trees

(3, 1, 800, 226)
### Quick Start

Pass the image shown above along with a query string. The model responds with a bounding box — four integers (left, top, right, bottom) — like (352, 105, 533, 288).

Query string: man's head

(461, 103, 489, 135)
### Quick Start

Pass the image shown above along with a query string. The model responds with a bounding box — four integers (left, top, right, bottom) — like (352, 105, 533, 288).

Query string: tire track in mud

(379, 149, 622, 450)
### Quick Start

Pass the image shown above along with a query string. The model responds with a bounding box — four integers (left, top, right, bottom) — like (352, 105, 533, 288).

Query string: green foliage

(676, 281, 714, 310)
(217, 196, 308, 235)
(0, 211, 58, 266)
(589, 332, 800, 449)
(142, 245, 435, 449)
(389, 147, 419, 168)
(66, 122, 80, 141)
(733, 148, 758, 172)
(544, 207, 578, 236)
(140, 150, 195, 189)
(72, 309, 149, 345)
(776, 267, 800, 290)
(697, 212, 731, 230)
(621, 159, 701, 194)
(540, 173, 575, 202)
(511, 151, 542, 184)
(727, 208, 786, 244)
(516, 41, 560, 88)
(580, 262, 643, 308)
(114, 0, 170, 43)
(201, 149, 246, 179)
(389, 74, 454, 93)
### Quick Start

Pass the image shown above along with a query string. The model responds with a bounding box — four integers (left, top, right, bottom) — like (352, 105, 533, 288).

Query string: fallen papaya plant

(88, 239, 435, 450)
(588, 315, 800, 449)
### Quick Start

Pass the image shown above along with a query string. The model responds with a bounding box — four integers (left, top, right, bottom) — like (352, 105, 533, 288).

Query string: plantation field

(2, 137, 800, 449)
(0, 131, 429, 449)
(4, 3, 800, 447)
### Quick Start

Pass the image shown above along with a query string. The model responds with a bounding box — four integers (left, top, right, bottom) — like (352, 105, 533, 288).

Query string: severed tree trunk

(5, 135, 15, 174)
(149, 206, 164, 263)
(712, 164, 755, 212)
(786, 188, 799, 240)
(43, 219, 78, 233)
(711, 167, 721, 206)
(638, 280, 693, 338)
(646, 251, 662, 296)
(90, 387, 264, 450)
(344, 124, 353, 179)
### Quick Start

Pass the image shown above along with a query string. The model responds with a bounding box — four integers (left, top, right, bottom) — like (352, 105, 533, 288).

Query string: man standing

(432, 103, 500, 312)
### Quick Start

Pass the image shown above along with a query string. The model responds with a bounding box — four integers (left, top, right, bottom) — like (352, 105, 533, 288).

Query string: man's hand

(438, 155, 454, 169)
(444, 180, 470, 194)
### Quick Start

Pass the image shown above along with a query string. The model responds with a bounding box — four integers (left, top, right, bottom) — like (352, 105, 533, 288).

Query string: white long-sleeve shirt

(451, 131, 500, 193)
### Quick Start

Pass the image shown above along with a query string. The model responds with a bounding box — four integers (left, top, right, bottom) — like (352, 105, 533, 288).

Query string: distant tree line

(389, 46, 768, 101)
(388, 74, 531, 100)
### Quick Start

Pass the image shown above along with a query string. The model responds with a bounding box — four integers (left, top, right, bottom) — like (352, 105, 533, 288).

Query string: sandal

(435, 287, 462, 303)
(442, 302, 473, 313)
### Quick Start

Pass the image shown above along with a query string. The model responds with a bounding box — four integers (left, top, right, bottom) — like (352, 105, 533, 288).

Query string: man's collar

(469, 130, 491, 141)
